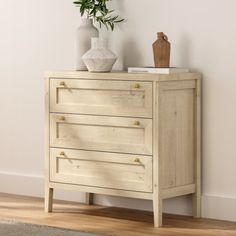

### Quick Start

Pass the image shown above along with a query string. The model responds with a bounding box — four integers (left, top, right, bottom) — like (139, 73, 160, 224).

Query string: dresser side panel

(159, 80, 196, 189)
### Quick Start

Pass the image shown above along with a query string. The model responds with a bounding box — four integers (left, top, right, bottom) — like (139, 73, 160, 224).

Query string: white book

(128, 67, 189, 74)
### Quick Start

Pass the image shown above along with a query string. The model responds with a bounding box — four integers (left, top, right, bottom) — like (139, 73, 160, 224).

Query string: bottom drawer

(50, 148, 153, 193)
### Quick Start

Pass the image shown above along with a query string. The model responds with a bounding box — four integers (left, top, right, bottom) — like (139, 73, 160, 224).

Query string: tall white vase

(82, 38, 117, 72)
(76, 19, 99, 71)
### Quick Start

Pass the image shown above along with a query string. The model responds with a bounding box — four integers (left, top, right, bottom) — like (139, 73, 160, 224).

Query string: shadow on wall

(110, 0, 144, 70)
(177, 34, 200, 74)
(121, 39, 144, 70)
(178, 34, 191, 67)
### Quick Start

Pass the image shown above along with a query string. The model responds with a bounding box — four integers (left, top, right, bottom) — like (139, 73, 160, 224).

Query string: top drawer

(50, 79, 152, 118)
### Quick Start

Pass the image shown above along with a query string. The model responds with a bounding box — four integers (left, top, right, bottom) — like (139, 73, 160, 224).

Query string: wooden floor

(0, 193, 235, 236)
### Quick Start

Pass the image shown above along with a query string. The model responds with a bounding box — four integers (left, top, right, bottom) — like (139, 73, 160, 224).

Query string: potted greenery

(74, 0, 124, 70)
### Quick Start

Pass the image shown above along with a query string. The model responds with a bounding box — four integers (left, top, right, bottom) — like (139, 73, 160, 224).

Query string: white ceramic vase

(76, 19, 99, 71)
(82, 38, 117, 72)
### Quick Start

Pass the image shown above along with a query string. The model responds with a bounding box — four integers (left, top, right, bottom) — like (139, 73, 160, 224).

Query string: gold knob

(60, 81, 65, 86)
(134, 158, 140, 163)
(60, 152, 65, 156)
(134, 121, 140, 126)
(134, 84, 140, 89)
(59, 116, 65, 121)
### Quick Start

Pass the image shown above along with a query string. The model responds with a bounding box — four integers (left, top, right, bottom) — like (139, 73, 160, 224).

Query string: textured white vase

(76, 19, 99, 71)
(82, 38, 117, 72)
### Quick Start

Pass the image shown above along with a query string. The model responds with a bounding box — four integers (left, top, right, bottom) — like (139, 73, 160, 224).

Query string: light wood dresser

(44, 71, 202, 227)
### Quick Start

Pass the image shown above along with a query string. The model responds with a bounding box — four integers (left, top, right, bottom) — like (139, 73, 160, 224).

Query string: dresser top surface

(45, 71, 201, 82)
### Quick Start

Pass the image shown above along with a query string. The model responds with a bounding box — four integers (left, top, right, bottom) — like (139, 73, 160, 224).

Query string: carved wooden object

(153, 32, 171, 68)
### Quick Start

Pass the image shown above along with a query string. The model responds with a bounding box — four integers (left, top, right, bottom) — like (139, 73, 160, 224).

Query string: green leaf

(73, 0, 125, 31)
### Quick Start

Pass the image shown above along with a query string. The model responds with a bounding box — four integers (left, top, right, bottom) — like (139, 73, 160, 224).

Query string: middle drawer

(50, 113, 152, 156)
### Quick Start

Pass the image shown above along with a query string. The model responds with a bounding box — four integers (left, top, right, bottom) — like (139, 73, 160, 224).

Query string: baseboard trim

(202, 194, 236, 222)
(0, 171, 43, 197)
(0, 171, 235, 222)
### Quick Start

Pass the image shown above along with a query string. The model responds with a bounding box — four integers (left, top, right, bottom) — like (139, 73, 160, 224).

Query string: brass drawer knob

(60, 152, 65, 156)
(134, 158, 140, 163)
(134, 84, 140, 89)
(59, 116, 65, 121)
(134, 121, 140, 126)
(60, 81, 65, 86)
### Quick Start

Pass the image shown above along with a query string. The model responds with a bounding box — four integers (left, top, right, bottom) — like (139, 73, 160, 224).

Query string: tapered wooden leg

(192, 192, 201, 218)
(85, 193, 94, 205)
(45, 188, 53, 213)
(193, 79, 201, 218)
(153, 196, 162, 227)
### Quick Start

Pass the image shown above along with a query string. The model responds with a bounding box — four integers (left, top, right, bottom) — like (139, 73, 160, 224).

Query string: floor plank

(0, 193, 235, 235)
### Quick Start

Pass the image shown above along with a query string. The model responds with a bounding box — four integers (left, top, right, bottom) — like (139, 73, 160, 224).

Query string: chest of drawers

(44, 71, 201, 227)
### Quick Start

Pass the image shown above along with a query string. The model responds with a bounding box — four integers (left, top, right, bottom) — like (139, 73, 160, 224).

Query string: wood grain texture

(85, 193, 93, 205)
(192, 79, 202, 218)
(159, 81, 196, 189)
(50, 148, 153, 192)
(50, 79, 152, 118)
(153, 32, 171, 68)
(162, 184, 195, 199)
(44, 77, 52, 212)
(1, 193, 236, 236)
(45, 71, 201, 82)
(49, 182, 153, 200)
(44, 188, 53, 212)
(50, 114, 153, 155)
(45, 71, 202, 227)
(153, 81, 163, 227)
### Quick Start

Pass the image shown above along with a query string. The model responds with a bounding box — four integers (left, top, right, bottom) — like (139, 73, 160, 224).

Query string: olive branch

(73, 0, 124, 31)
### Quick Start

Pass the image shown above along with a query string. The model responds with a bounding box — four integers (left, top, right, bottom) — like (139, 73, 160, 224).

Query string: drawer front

(50, 148, 153, 193)
(50, 114, 152, 155)
(50, 79, 152, 118)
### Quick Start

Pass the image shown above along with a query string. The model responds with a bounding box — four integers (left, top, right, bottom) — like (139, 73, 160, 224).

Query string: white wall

(0, 0, 236, 222)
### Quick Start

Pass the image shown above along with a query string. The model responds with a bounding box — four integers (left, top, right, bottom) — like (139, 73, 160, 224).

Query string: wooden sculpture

(153, 32, 171, 68)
